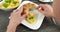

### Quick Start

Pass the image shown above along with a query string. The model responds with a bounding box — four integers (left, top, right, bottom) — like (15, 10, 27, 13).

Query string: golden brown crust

(23, 3, 36, 14)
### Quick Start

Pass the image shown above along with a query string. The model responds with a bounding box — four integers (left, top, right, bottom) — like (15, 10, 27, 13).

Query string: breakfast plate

(0, 0, 22, 11)
(17, 1, 45, 30)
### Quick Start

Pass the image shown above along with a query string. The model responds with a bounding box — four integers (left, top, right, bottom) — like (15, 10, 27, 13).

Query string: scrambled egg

(26, 12, 35, 24)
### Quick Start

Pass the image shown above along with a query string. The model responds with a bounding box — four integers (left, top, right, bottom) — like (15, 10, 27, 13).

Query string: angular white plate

(17, 1, 45, 30)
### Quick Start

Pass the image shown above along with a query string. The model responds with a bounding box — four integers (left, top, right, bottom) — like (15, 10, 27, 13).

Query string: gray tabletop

(0, 0, 60, 32)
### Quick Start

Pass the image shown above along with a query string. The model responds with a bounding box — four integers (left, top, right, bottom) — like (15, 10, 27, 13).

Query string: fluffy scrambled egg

(26, 12, 35, 24)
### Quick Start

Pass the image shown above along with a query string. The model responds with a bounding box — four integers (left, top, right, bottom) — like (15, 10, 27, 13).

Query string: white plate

(17, 1, 45, 30)
(0, 0, 22, 11)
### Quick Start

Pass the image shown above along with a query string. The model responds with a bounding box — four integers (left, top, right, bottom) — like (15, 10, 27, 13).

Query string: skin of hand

(9, 7, 27, 26)
(53, 0, 60, 22)
(6, 7, 27, 32)
(37, 4, 54, 17)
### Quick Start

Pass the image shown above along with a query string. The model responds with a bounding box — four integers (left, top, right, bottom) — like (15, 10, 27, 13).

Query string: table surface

(0, 0, 60, 32)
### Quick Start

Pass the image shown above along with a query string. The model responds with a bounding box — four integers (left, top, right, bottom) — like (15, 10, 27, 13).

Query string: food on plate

(0, 0, 19, 8)
(23, 3, 36, 14)
(26, 12, 35, 24)
(23, 3, 36, 24)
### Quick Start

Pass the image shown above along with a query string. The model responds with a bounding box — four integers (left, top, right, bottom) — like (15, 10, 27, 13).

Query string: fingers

(37, 6, 42, 11)
(38, 4, 46, 10)
(37, 4, 48, 15)
(17, 6, 23, 14)
(20, 6, 23, 14)
(39, 4, 49, 8)
(13, 10, 17, 12)
(12, 6, 23, 14)
(37, 4, 50, 12)
(21, 14, 27, 19)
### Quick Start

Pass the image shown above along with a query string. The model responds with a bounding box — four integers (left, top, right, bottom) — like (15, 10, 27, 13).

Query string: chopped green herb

(2, 3, 8, 8)
(5, 0, 11, 3)
(29, 16, 34, 19)
(13, 1, 18, 4)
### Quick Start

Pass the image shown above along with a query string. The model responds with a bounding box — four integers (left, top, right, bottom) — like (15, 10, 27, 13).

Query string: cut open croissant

(23, 3, 36, 24)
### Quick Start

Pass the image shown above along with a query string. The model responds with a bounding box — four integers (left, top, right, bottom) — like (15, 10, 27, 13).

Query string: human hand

(9, 7, 27, 27)
(37, 4, 54, 17)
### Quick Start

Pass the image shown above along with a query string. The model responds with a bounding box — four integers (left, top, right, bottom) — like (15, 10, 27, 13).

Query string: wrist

(8, 20, 18, 28)
(8, 23, 17, 28)
(9, 19, 18, 27)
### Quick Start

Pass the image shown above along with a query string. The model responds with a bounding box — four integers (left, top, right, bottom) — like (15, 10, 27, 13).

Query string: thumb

(37, 7, 46, 15)
(37, 6, 45, 12)
(21, 14, 27, 19)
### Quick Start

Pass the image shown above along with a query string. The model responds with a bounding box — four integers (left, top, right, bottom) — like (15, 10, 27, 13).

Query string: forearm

(53, 0, 60, 22)
(6, 21, 17, 32)
(6, 25, 16, 32)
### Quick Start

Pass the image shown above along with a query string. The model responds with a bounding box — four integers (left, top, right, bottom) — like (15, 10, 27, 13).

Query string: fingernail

(41, 8, 44, 11)
(39, 7, 41, 10)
